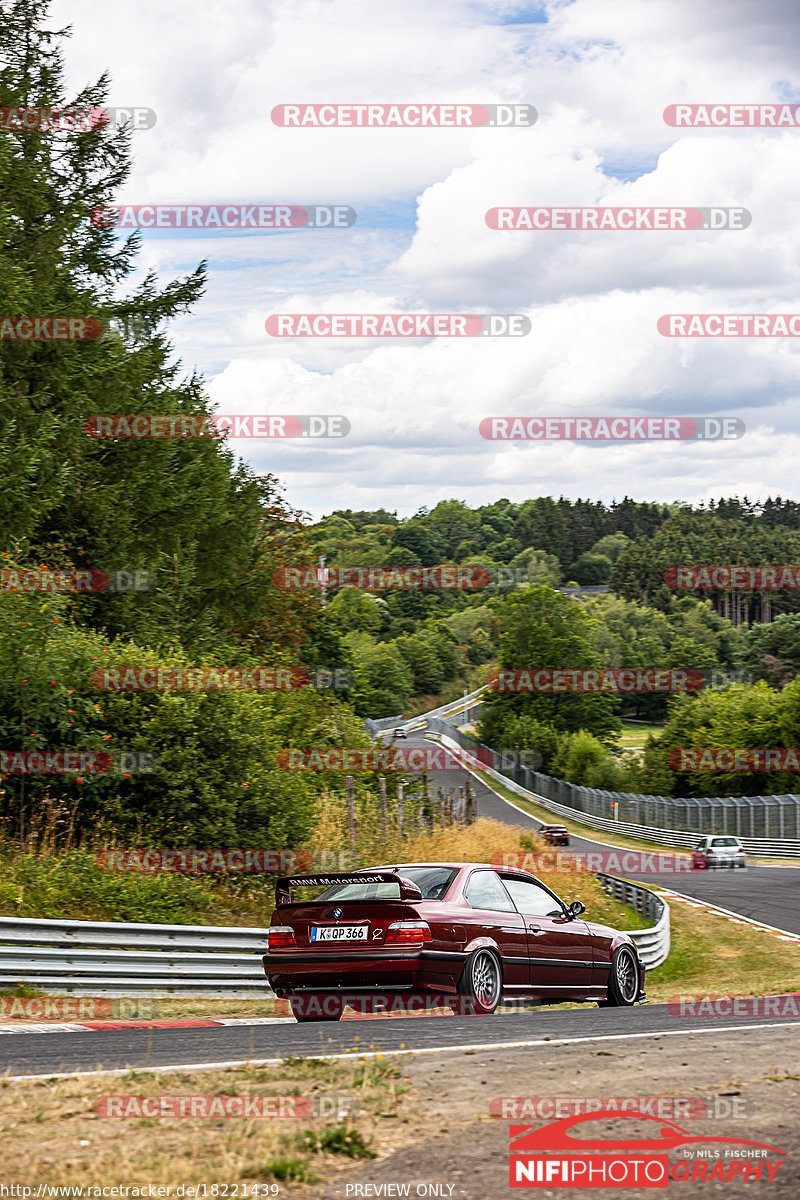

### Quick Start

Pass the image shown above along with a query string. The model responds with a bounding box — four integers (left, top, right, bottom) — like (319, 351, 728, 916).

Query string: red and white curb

(658, 889, 800, 946)
(0, 1017, 294, 1035)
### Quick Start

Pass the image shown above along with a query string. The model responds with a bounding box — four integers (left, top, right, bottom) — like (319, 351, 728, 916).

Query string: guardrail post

(466, 782, 477, 824)
(397, 782, 405, 840)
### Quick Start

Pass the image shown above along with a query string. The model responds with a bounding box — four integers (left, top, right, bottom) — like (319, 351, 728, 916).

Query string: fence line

(427, 719, 800, 856)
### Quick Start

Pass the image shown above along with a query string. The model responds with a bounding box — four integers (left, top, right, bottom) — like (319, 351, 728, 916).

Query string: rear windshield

(316, 866, 457, 903)
(711, 837, 741, 847)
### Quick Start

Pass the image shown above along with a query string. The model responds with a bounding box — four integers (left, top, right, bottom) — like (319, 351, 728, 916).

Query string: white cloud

(49, 0, 800, 515)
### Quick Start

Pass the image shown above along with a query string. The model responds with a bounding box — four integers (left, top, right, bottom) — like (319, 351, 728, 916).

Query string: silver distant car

(692, 836, 746, 869)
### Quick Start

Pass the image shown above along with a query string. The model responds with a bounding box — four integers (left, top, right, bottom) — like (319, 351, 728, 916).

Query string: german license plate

(310, 925, 368, 942)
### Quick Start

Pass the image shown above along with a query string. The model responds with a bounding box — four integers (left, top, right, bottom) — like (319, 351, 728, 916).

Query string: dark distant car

(262, 863, 645, 1021)
(540, 824, 570, 846)
(692, 836, 746, 869)
(393, 728, 408, 739)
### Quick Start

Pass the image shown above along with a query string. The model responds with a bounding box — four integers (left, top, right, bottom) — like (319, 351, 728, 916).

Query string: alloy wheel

(471, 950, 501, 1008)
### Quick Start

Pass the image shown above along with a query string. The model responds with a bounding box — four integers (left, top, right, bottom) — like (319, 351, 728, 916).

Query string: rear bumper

(263, 949, 460, 996)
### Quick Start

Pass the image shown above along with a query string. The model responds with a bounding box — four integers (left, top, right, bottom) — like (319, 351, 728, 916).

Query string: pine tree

(0, 1, 314, 655)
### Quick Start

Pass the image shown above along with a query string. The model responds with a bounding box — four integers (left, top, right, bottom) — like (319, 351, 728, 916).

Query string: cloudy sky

(52, 0, 800, 518)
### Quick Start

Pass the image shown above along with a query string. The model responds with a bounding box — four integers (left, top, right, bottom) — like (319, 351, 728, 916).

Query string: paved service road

(1, 1003, 798, 1078)
(398, 731, 800, 936)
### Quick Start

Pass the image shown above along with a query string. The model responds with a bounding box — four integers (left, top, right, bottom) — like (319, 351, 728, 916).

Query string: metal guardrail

(596, 874, 670, 971)
(0, 916, 272, 997)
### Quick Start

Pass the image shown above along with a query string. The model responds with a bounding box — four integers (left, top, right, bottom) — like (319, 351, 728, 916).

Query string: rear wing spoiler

(275, 870, 422, 906)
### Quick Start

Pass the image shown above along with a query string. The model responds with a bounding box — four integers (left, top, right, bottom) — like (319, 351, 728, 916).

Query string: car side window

(464, 871, 516, 912)
(501, 877, 565, 918)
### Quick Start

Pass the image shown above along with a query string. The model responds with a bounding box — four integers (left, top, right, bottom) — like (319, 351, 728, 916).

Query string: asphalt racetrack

(2, 1002, 799, 1079)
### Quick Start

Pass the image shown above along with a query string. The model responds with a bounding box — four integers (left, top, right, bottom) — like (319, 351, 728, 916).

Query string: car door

(499, 874, 595, 996)
(462, 870, 529, 991)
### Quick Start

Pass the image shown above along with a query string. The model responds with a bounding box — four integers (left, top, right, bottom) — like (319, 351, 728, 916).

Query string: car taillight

(268, 925, 297, 950)
(706, 848, 714, 853)
(737, 847, 745, 853)
(385, 920, 432, 946)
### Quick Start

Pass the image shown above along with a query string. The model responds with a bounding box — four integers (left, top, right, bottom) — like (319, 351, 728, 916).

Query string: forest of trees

(4, 4, 800, 848)
(0, 4, 365, 847)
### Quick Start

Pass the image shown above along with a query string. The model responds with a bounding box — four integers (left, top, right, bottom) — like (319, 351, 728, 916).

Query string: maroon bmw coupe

(262, 862, 645, 1021)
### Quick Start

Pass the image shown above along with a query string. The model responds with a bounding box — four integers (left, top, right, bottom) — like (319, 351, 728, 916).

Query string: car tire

(598, 946, 640, 1007)
(457, 948, 502, 1015)
(289, 996, 344, 1022)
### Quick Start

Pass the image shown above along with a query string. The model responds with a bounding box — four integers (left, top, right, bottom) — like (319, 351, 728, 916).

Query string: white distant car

(692, 836, 746, 869)
(393, 728, 408, 739)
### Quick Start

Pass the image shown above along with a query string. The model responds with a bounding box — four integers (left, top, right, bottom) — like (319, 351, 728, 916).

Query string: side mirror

(398, 877, 423, 901)
(568, 900, 586, 918)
